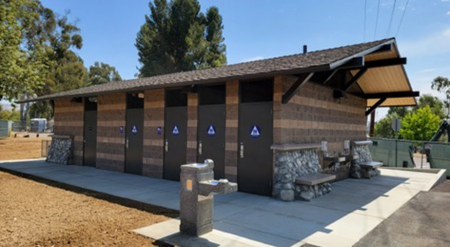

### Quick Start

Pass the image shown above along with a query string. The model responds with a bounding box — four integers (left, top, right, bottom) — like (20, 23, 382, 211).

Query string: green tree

(387, 107, 410, 118)
(431, 76, 450, 98)
(88, 62, 122, 85)
(374, 112, 399, 138)
(413, 94, 446, 119)
(1, 0, 88, 120)
(0, 0, 47, 101)
(136, 0, 226, 77)
(0, 105, 21, 121)
(431, 76, 450, 118)
(399, 106, 441, 141)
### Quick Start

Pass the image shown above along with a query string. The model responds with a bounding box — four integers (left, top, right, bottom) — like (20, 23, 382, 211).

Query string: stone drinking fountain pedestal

(180, 159, 237, 237)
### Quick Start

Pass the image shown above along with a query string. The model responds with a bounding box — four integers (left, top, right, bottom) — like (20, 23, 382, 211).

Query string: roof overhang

(348, 42, 417, 107)
(17, 38, 418, 108)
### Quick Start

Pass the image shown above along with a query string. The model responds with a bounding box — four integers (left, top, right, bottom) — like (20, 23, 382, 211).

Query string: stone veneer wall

(187, 93, 198, 163)
(53, 98, 84, 165)
(224, 80, 239, 182)
(143, 89, 165, 178)
(96, 93, 126, 172)
(273, 148, 332, 201)
(273, 75, 367, 154)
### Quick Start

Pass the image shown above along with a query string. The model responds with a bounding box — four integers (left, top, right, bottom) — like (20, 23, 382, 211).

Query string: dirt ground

(0, 137, 177, 246)
(0, 171, 177, 246)
(0, 137, 51, 161)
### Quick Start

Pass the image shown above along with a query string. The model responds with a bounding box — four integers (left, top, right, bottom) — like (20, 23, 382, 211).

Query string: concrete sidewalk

(0, 159, 445, 247)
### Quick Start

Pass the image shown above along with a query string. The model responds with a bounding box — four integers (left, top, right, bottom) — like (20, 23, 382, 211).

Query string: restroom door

(238, 80, 274, 196)
(83, 97, 97, 167)
(164, 89, 187, 181)
(197, 85, 226, 179)
(125, 93, 144, 175)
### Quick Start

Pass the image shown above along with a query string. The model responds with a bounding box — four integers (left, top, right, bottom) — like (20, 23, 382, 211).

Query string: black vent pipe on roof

(303, 45, 307, 54)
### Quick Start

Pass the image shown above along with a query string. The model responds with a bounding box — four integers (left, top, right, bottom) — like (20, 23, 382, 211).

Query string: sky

(3, 0, 450, 120)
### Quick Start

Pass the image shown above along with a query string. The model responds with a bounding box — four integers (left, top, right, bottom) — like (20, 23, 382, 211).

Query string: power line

(395, 0, 410, 37)
(364, 0, 367, 41)
(374, 0, 381, 39)
(387, 0, 397, 37)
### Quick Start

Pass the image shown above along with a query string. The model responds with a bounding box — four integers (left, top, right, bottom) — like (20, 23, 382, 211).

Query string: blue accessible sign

(132, 125, 138, 134)
(157, 126, 162, 136)
(172, 125, 180, 136)
(250, 125, 261, 138)
(119, 126, 124, 134)
(207, 125, 216, 136)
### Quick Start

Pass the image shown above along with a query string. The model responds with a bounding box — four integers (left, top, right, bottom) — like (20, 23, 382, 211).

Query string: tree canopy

(374, 95, 446, 140)
(136, 0, 226, 77)
(88, 62, 122, 85)
(413, 94, 446, 119)
(0, 0, 46, 101)
(431, 76, 450, 99)
(1, 0, 122, 120)
(399, 106, 441, 141)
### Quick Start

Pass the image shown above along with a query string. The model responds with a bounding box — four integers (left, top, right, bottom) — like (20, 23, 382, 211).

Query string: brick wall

(224, 80, 239, 182)
(97, 93, 126, 172)
(186, 93, 198, 163)
(143, 89, 165, 178)
(54, 98, 84, 165)
(274, 75, 367, 154)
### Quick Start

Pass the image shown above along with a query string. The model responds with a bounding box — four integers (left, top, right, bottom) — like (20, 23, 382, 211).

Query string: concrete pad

(1, 159, 446, 247)
(135, 219, 276, 247)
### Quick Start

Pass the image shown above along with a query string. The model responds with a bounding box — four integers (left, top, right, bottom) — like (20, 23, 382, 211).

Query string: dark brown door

(198, 104, 226, 179)
(83, 110, 97, 167)
(238, 102, 273, 195)
(164, 106, 187, 181)
(125, 108, 144, 175)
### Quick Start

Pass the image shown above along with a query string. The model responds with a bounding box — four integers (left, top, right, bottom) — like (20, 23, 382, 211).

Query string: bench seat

(359, 161, 383, 169)
(295, 173, 336, 186)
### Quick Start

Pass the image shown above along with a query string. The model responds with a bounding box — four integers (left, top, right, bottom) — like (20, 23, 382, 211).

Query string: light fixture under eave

(70, 97, 82, 103)
(333, 90, 346, 100)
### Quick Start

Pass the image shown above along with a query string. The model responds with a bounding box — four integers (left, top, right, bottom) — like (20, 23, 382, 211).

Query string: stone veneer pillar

(272, 144, 332, 201)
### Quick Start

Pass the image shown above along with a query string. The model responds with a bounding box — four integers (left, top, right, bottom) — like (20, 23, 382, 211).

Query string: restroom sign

(172, 125, 180, 136)
(207, 125, 216, 136)
(157, 126, 162, 136)
(119, 126, 124, 134)
(250, 125, 261, 138)
(132, 125, 138, 134)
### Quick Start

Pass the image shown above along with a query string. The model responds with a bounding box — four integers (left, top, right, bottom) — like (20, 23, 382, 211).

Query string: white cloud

(241, 56, 264, 63)
(443, 0, 450, 2)
(447, 10, 450, 15)
(400, 27, 450, 57)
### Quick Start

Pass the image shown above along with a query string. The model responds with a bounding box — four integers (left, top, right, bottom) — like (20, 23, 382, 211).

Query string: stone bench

(359, 161, 383, 169)
(295, 173, 336, 186)
(294, 173, 336, 201)
(351, 140, 383, 179)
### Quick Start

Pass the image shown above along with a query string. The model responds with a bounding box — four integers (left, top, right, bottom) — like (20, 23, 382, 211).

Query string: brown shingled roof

(26, 38, 395, 102)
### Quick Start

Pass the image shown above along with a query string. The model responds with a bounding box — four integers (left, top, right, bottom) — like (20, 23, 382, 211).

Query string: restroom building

(28, 38, 418, 196)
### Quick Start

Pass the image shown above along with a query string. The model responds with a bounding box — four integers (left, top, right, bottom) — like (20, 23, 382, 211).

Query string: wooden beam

(365, 57, 406, 69)
(343, 68, 367, 91)
(362, 91, 419, 99)
(337, 57, 365, 70)
(322, 70, 339, 85)
(366, 98, 387, 116)
(282, 73, 314, 104)
(369, 110, 375, 137)
(372, 44, 393, 54)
